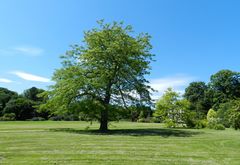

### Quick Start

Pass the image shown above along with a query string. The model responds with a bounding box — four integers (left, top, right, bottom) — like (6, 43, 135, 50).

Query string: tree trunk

(99, 90, 111, 132)
(99, 80, 112, 132)
(99, 108, 108, 132)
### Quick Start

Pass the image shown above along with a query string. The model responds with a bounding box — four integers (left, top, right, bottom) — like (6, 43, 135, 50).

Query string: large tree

(154, 88, 190, 126)
(0, 87, 18, 115)
(184, 81, 212, 115)
(23, 87, 45, 102)
(209, 70, 240, 108)
(3, 97, 35, 120)
(41, 21, 154, 131)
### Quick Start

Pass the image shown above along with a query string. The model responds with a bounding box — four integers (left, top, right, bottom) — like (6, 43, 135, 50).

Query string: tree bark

(99, 83, 112, 132)
(99, 108, 108, 132)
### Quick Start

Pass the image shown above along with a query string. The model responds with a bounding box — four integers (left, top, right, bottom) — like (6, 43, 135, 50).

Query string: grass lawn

(0, 121, 239, 165)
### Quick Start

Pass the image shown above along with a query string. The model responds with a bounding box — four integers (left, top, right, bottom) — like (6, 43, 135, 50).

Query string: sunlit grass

(0, 121, 239, 164)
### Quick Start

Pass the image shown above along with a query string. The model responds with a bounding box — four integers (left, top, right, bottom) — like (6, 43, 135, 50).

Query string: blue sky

(0, 0, 240, 97)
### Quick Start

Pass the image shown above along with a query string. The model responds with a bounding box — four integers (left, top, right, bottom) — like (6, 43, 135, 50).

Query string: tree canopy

(0, 88, 17, 115)
(41, 20, 154, 131)
(154, 88, 190, 127)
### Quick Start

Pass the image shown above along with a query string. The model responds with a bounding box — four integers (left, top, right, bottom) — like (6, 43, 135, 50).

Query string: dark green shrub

(30, 117, 46, 121)
(0, 113, 16, 121)
(217, 102, 233, 128)
(195, 120, 207, 129)
(150, 117, 161, 123)
(49, 115, 64, 121)
(229, 110, 240, 130)
(183, 111, 198, 128)
(214, 124, 225, 130)
(3, 98, 35, 120)
(63, 114, 79, 121)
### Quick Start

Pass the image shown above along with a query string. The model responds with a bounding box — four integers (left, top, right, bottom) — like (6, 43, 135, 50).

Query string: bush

(207, 109, 217, 121)
(183, 111, 197, 128)
(164, 119, 176, 128)
(3, 98, 35, 120)
(49, 115, 64, 121)
(214, 124, 225, 130)
(150, 117, 161, 123)
(217, 102, 233, 128)
(207, 118, 218, 129)
(0, 113, 16, 121)
(63, 114, 79, 121)
(195, 120, 207, 129)
(137, 118, 151, 123)
(229, 110, 240, 130)
(29, 117, 46, 121)
(207, 109, 219, 129)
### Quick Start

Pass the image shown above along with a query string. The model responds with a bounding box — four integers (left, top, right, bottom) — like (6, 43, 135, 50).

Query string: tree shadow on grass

(49, 128, 203, 137)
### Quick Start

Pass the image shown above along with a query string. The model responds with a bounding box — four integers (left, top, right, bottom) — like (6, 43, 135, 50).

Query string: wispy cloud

(11, 71, 51, 83)
(0, 78, 13, 83)
(13, 46, 43, 56)
(149, 74, 196, 100)
(0, 46, 44, 56)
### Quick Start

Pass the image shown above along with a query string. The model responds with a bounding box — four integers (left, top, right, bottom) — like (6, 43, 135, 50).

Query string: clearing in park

(0, 121, 239, 165)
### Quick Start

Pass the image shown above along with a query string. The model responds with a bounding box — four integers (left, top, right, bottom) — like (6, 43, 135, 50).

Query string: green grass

(0, 121, 239, 165)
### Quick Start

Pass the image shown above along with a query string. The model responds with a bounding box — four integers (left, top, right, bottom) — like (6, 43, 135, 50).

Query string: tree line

(154, 69, 240, 130)
(1, 69, 239, 130)
(0, 87, 48, 121)
(0, 86, 151, 122)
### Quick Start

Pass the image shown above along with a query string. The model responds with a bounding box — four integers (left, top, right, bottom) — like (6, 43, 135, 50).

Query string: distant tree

(209, 70, 240, 108)
(0, 87, 18, 115)
(22, 87, 50, 119)
(3, 97, 35, 120)
(184, 81, 211, 116)
(40, 20, 154, 131)
(23, 87, 45, 102)
(184, 82, 207, 103)
(154, 88, 190, 127)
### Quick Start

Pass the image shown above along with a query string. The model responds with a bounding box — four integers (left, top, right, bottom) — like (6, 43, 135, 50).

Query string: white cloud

(11, 71, 51, 83)
(13, 46, 43, 56)
(149, 75, 196, 100)
(0, 78, 13, 83)
(0, 46, 44, 56)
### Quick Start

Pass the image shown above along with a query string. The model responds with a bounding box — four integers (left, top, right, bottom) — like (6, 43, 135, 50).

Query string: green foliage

(3, 97, 35, 120)
(194, 119, 207, 129)
(207, 109, 217, 121)
(29, 117, 46, 121)
(230, 112, 240, 130)
(182, 111, 197, 128)
(228, 100, 240, 130)
(207, 109, 218, 129)
(137, 117, 151, 123)
(209, 70, 240, 108)
(214, 124, 225, 130)
(150, 117, 161, 123)
(23, 87, 45, 102)
(0, 113, 15, 121)
(154, 88, 190, 127)
(184, 81, 211, 114)
(217, 102, 233, 128)
(0, 87, 18, 115)
(164, 119, 176, 128)
(41, 20, 154, 131)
